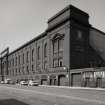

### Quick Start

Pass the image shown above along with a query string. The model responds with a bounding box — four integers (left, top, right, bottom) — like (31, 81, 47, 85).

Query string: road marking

(0, 85, 105, 104)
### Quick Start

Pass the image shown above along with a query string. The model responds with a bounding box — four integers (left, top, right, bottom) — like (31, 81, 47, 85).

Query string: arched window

(44, 43, 47, 57)
(23, 53, 24, 64)
(52, 33, 64, 67)
(15, 57, 17, 66)
(32, 49, 34, 61)
(18, 55, 20, 65)
(37, 46, 40, 60)
(26, 51, 29, 63)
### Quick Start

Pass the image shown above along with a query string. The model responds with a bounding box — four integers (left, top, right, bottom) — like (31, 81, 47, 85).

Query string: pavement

(0, 84, 105, 105)
(41, 85, 105, 90)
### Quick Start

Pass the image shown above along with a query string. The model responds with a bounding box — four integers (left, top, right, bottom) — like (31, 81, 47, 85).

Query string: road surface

(0, 84, 105, 105)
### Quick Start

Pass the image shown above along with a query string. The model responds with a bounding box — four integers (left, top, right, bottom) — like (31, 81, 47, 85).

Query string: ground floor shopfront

(70, 67, 105, 88)
(2, 71, 69, 86)
(1, 67, 105, 88)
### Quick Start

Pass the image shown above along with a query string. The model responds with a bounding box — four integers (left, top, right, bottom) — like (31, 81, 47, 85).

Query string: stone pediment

(52, 33, 64, 41)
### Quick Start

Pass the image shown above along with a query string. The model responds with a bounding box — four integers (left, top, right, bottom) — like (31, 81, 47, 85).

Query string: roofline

(9, 32, 46, 56)
(48, 4, 89, 23)
(8, 26, 105, 56)
(91, 27, 105, 36)
(48, 5, 70, 23)
(4, 5, 104, 57)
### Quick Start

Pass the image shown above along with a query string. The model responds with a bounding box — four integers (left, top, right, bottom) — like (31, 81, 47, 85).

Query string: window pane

(15, 57, 17, 66)
(53, 59, 58, 67)
(32, 49, 34, 61)
(23, 54, 24, 64)
(77, 30, 82, 39)
(38, 46, 40, 60)
(18, 55, 20, 65)
(59, 39, 63, 51)
(53, 40, 58, 53)
(44, 43, 47, 57)
(26, 51, 29, 63)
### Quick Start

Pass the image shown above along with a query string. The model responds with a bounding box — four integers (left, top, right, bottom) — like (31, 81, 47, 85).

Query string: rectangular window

(44, 62, 47, 70)
(22, 67, 24, 75)
(53, 40, 58, 54)
(27, 66, 29, 74)
(18, 68, 20, 74)
(58, 39, 63, 51)
(53, 59, 58, 67)
(9, 69, 11, 75)
(59, 59, 63, 67)
(13, 59, 14, 66)
(77, 30, 82, 40)
(32, 65, 35, 73)
(16, 68, 17, 75)
(37, 64, 41, 72)
(32, 65, 33, 71)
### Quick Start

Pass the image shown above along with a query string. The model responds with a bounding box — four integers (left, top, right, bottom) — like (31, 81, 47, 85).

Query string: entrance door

(96, 78, 102, 87)
(58, 75, 66, 86)
(85, 78, 90, 87)
(50, 79, 56, 85)
(72, 73, 81, 87)
(41, 79, 47, 85)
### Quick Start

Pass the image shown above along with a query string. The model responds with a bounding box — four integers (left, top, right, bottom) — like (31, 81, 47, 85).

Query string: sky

(0, 0, 105, 52)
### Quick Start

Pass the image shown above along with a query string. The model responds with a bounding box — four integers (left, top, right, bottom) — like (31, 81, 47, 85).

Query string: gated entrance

(71, 73, 81, 87)
(58, 75, 66, 86)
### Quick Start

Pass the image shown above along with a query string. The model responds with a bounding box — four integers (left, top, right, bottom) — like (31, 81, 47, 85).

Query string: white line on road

(1, 85, 105, 104)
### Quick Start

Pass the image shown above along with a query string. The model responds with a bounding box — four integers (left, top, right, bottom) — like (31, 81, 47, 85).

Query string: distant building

(0, 5, 105, 87)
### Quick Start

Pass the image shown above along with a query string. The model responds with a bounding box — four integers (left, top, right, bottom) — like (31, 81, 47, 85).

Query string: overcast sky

(0, 0, 105, 52)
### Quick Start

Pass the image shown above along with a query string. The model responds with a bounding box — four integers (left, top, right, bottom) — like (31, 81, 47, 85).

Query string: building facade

(0, 5, 105, 87)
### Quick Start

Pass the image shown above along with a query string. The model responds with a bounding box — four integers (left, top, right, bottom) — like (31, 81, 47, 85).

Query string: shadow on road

(0, 99, 29, 105)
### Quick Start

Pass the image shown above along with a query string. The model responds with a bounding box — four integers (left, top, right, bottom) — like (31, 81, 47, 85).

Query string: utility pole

(0, 47, 9, 82)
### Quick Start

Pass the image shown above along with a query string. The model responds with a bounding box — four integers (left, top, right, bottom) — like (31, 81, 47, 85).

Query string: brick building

(0, 5, 105, 87)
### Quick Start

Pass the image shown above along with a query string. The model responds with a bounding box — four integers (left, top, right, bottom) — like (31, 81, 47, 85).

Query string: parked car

(0, 81, 5, 84)
(20, 81, 28, 86)
(28, 80, 39, 86)
(4, 79, 15, 84)
(8, 80, 15, 85)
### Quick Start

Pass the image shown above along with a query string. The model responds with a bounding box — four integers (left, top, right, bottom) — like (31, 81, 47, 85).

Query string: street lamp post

(68, 67, 70, 86)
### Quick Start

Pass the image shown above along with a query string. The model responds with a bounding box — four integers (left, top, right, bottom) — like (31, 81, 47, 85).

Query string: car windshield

(33, 81, 37, 83)
(22, 81, 26, 83)
(31, 81, 38, 83)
